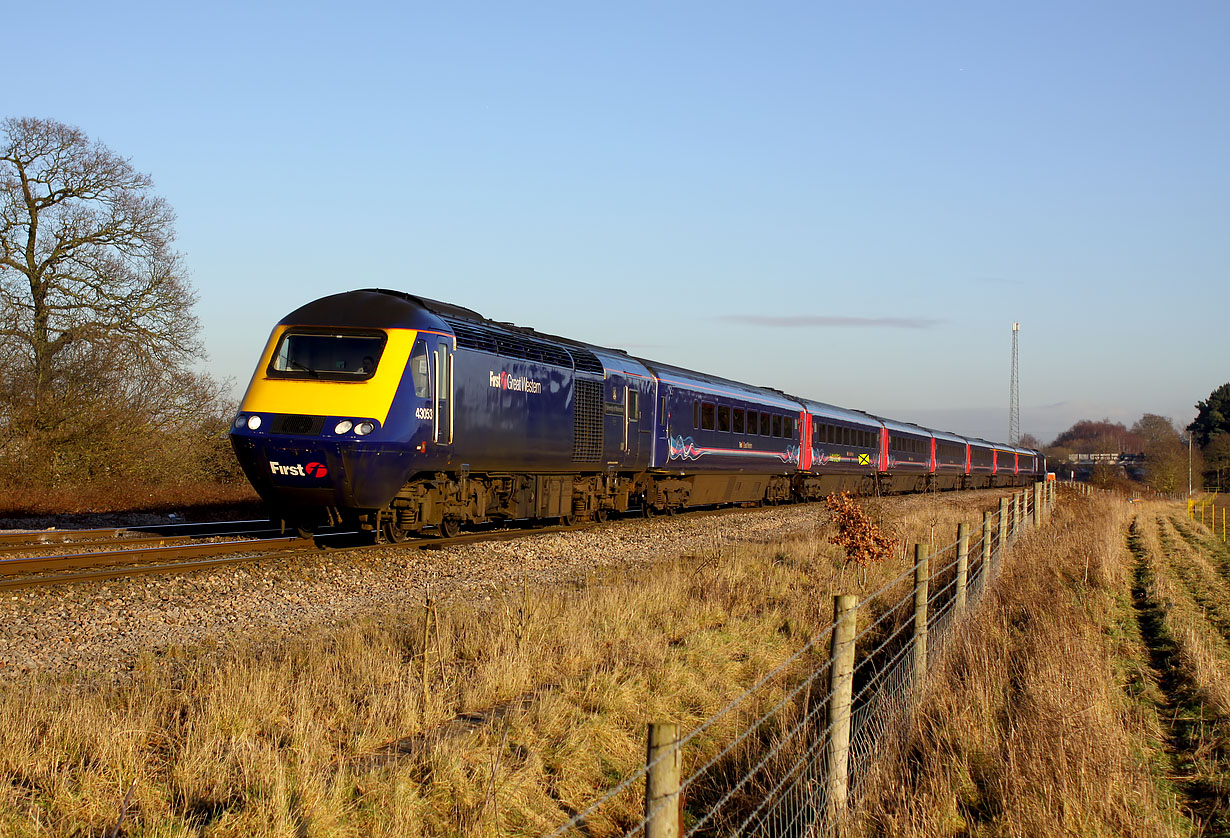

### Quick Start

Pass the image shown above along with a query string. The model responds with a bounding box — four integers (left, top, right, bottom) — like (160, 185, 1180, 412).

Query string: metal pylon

(1009, 322, 1020, 445)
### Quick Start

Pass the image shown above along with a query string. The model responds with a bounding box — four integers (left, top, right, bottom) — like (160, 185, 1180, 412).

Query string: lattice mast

(1009, 322, 1020, 444)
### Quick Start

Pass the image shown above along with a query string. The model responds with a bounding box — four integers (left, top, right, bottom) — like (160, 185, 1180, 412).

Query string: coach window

(701, 402, 715, 431)
(783, 416, 794, 438)
(410, 340, 430, 398)
(717, 405, 730, 432)
(746, 409, 758, 435)
(733, 408, 745, 434)
(628, 390, 639, 421)
(760, 412, 771, 436)
(771, 415, 782, 438)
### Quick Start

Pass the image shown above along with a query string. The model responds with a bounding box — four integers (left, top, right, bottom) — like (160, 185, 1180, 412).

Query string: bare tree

(1130, 414, 1185, 495)
(0, 117, 200, 425)
(0, 117, 231, 487)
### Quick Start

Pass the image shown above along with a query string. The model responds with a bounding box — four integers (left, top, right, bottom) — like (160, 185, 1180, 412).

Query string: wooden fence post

(955, 523, 969, 618)
(996, 497, 1009, 576)
(826, 594, 858, 826)
(1013, 492, 1022, 540)
(981, 510, 992, 585)
(645, 723, 682, 838)
(913, 543, 929, 686)
(1033, 482, 1043, 527)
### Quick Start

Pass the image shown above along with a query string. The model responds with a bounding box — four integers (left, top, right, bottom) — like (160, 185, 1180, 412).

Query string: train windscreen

(267, 330, 388, 381)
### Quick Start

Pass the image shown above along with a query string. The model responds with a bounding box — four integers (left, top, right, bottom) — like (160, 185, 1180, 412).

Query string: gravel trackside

(0, 504, 837, 682)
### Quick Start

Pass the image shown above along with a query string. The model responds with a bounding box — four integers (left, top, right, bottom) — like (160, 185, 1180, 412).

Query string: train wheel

(594, 509, 608, 523)
(439, 518, 461, 538)
(383, 519, 410, 544)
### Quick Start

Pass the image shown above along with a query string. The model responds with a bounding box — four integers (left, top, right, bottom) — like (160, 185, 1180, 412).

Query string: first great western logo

(489, 370, 543, 395)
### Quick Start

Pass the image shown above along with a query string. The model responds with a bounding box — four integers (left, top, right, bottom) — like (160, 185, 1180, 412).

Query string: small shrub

(824, 491, 895, 569)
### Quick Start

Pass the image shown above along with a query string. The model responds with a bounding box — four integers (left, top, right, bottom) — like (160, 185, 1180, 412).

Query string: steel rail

(0, 546, 319, 591)
(0, 519, 277, 546)
(0, 529, 283, 558)
(0, 537, 307, 577)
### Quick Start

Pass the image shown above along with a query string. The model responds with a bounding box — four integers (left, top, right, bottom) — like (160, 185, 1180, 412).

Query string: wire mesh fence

(546, 480, 1063, 837)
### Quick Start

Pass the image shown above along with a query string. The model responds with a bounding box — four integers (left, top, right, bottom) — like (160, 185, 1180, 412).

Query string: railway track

(0, 517, 608, 592)
(0, 501, 780, 592)
(0, 491, 1012, 592)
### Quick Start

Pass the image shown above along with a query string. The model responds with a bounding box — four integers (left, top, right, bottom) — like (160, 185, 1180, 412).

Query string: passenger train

(229, 289, 1044, 541)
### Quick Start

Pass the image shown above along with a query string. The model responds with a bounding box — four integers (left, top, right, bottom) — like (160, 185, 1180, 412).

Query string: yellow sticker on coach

(858, 453, 870, 465)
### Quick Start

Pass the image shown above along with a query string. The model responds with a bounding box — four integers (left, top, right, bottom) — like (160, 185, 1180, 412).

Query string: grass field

(10, 489, 1228, 836)
(0, 491, 1001, 837)
(850, 495, 1230, 837)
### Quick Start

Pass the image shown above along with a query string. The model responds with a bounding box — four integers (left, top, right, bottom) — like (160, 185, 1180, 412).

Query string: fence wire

(548, 484, 1060, 838)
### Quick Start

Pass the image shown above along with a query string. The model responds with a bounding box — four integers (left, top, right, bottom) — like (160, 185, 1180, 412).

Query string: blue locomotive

(230, 289, 1044, 540)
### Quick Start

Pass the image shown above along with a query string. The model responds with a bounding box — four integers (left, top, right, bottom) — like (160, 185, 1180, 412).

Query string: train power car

(230, 288, 1044, 539)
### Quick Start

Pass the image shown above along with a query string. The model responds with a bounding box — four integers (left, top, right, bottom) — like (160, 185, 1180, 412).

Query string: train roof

(281, 289, 449, 332)
(586, 347, 654, 380)
(929, 428, 968, 444)
(637, 359, 802, 410)
(874, 416, 934, 437)
(793, 398, 884, 428)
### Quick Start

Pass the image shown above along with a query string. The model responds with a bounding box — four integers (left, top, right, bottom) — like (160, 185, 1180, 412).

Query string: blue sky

(8, 1, 1227, 443)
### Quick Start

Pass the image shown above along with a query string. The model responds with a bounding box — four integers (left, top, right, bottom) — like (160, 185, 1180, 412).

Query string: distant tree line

(1039, 414, 1188, 494)
(1033, 385, 1230, 495)
(0, 117, 241, 492)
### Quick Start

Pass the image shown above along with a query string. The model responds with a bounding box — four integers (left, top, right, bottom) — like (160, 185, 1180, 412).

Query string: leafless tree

(0, 117, 232, 486)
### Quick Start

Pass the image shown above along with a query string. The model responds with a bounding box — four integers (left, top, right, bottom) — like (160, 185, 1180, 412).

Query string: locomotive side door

(602, 374, 628, 466)
(431, 340, 453, 449)
(622, 382, 641, 463)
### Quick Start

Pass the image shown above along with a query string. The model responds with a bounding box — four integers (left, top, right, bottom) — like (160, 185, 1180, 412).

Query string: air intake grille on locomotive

(573, 379, 603, 463)
(441, 317, 574, 368)
(568, 347, 605, 375)
(271, 415, 325, 435)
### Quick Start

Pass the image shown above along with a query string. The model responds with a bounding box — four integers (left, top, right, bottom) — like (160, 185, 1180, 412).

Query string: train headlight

(233, 415, 246, 429)
(246, 415, 263, 430)
(334, 420, 354, 435)
(355, 421, 375, 436)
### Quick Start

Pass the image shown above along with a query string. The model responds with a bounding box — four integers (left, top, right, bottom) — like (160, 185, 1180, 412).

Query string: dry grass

(0, 490, 1002, 837)
(1137, 509, 1230, 722)
(849, 493, 1196, 837)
